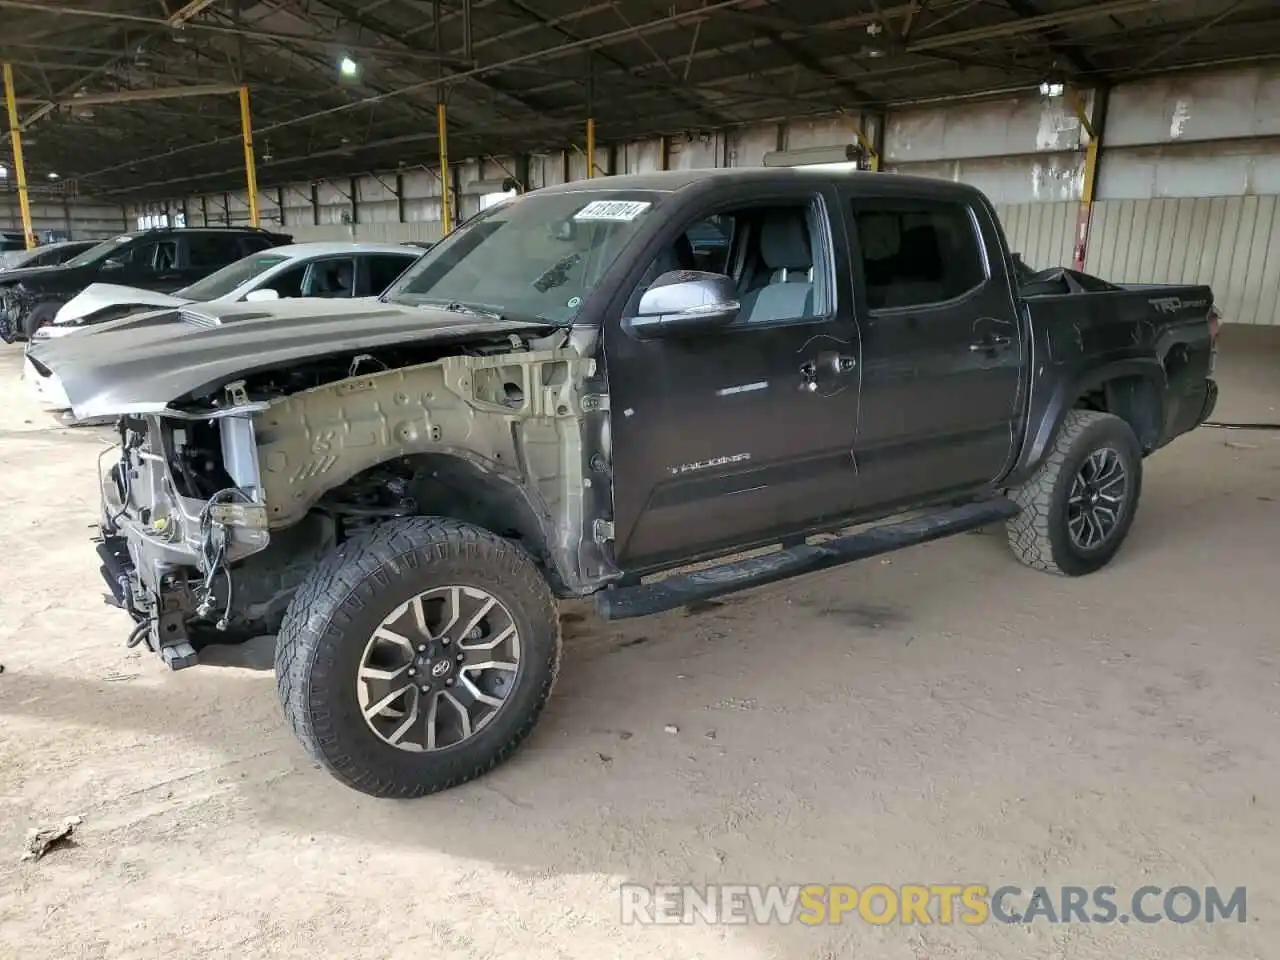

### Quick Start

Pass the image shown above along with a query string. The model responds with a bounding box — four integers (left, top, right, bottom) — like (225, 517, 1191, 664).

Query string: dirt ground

(1, 331, 1277, 960)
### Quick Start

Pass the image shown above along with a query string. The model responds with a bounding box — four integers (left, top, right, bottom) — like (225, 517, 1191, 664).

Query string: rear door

(842, 192, 1024, 508)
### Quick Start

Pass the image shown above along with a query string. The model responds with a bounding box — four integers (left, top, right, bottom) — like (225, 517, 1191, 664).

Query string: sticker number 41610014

(573, 200, 652, 222)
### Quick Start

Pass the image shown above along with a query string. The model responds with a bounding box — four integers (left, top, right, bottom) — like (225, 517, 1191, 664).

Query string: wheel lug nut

(445, 678, 454, 687)
(417, 644, 427, 653)
(456, 654, 464, 662)
(441, 637, 450, 645)
(420, 685, 429, 693)
(407, 668, 416, 676)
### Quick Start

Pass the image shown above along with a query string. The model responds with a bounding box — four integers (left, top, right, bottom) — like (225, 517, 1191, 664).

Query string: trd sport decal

(1149, 296, 1209, 314)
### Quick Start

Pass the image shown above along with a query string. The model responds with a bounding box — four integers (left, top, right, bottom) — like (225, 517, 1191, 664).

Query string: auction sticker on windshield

(574, 200, 652, 221)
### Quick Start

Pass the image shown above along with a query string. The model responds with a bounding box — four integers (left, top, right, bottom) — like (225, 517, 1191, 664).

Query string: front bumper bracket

(96, 533, 198, 670)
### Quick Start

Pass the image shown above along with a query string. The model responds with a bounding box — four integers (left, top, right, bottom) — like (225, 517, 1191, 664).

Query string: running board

(594, 498, 1019, 621)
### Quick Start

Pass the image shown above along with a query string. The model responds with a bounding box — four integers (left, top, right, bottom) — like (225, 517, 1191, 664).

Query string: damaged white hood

(53, 282, 191, 326)
(27, 297, 555, 422)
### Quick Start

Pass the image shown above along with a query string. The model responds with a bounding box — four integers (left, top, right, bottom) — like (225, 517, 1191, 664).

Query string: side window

(633, 200, 831, 328)
(187, 233, 247, 269)
(364, 254, 417, 294)
(126, 240, 178, 274)
(120, 241, 154, 268)
(851, 201, 987, 311)
(258, 262, 307, 298)
(303, 257, 357, 298)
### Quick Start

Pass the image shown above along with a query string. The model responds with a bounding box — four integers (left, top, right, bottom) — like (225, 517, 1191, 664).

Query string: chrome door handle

(813, 349, 857, 373)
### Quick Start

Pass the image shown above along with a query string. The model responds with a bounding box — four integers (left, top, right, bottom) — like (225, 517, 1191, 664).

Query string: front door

(604, 185, 862, 573)
(843, 194, 1024, 509)
(116, 238, 183, 291)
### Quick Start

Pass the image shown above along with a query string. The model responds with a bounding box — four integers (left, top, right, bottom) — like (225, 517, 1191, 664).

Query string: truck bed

(1015, 280, 1217, 472)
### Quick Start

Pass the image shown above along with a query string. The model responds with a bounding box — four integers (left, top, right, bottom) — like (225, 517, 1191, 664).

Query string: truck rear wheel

(275, 517, 561, 798)
(1006, 410, 1143, 576)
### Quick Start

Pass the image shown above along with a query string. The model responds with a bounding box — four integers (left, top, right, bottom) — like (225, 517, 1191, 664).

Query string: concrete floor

(0, 333, 1276, 960)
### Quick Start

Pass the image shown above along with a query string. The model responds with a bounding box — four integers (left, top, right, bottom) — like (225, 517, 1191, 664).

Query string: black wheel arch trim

(1009, 356, 1167, 485)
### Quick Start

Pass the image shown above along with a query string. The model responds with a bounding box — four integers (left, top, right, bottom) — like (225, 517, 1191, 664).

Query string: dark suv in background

(0, 226, 292, 342)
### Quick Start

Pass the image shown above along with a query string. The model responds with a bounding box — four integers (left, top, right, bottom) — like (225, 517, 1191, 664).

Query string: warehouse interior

(2, 2, 1279, 957)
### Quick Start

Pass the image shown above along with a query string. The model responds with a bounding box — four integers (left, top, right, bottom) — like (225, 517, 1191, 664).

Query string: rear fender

(1011, 358, 1166, 481)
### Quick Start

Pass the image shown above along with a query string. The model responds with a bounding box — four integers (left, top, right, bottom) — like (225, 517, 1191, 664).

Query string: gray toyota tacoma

(32, 169, 1219, 799)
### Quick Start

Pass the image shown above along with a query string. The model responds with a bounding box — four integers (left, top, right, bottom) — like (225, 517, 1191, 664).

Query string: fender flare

(1014, 357, 1167, 478)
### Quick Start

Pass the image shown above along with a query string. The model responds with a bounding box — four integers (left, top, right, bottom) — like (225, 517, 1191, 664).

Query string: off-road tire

(1006, 410, 1143, 576)
(275, 517, 561, 798)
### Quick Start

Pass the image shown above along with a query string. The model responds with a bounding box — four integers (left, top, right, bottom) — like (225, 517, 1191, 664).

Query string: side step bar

(594, 498, 1019, 621)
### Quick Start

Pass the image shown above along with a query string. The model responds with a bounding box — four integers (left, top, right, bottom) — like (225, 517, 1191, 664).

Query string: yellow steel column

(586, 118, 596, 179)
(1069, 88, 1104, 271)
(437, 100, 452, 235)
(3, 64, 36, 249)
(844, 116, 880, 173)
(238, 86, 260, 227)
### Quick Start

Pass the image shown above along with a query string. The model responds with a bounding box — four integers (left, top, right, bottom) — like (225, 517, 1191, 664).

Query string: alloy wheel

(1066, 447, 1129, 551)
(357, 585, 522, 752)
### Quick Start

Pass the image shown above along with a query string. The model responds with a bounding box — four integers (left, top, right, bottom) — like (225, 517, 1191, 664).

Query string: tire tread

(274, 517, 561, 799)
(1005, 409, 1135, 576)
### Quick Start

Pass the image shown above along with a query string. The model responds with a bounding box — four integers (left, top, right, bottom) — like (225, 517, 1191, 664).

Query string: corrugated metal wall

(996, 202, 1080, 270)
(1079, 66, 1280, 325)
(1, 196, 126, 239)
(1087, 197, 1280, 326)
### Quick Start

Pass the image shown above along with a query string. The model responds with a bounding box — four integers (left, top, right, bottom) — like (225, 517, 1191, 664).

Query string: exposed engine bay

(96, 324, 615, 669)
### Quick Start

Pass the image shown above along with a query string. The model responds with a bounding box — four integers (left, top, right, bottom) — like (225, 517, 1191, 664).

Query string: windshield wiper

(405, 297, 506, 320)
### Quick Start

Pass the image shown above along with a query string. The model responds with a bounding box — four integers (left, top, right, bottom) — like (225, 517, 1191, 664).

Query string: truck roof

(534, 167, 983, 202)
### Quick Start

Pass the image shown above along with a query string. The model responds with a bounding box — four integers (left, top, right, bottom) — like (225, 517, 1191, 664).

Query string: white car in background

(24, 241, 426, 413)
(31, 240, 425, 342)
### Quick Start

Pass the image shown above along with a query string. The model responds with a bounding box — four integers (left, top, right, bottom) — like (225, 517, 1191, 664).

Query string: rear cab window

(850, 199, 988, 311)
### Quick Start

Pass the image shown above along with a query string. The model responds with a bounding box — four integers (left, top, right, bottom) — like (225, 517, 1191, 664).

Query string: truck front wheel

(275, 517, 562, 798)
(1006, 410, 1143, 576)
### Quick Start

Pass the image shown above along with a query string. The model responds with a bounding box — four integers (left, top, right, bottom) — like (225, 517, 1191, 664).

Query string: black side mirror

(622, 270, 741, 341)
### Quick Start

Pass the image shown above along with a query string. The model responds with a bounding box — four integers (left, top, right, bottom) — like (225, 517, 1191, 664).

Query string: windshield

(176, 252, 289, 301)
(384, 189, 663, 324)
(63, 234, 137, 268)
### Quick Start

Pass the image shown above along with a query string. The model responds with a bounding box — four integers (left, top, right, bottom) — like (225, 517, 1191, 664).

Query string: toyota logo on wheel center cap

(430, 659, 453, 678)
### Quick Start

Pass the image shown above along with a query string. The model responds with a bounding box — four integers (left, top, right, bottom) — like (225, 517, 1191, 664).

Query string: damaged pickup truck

(35, 169, 1220, 799)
